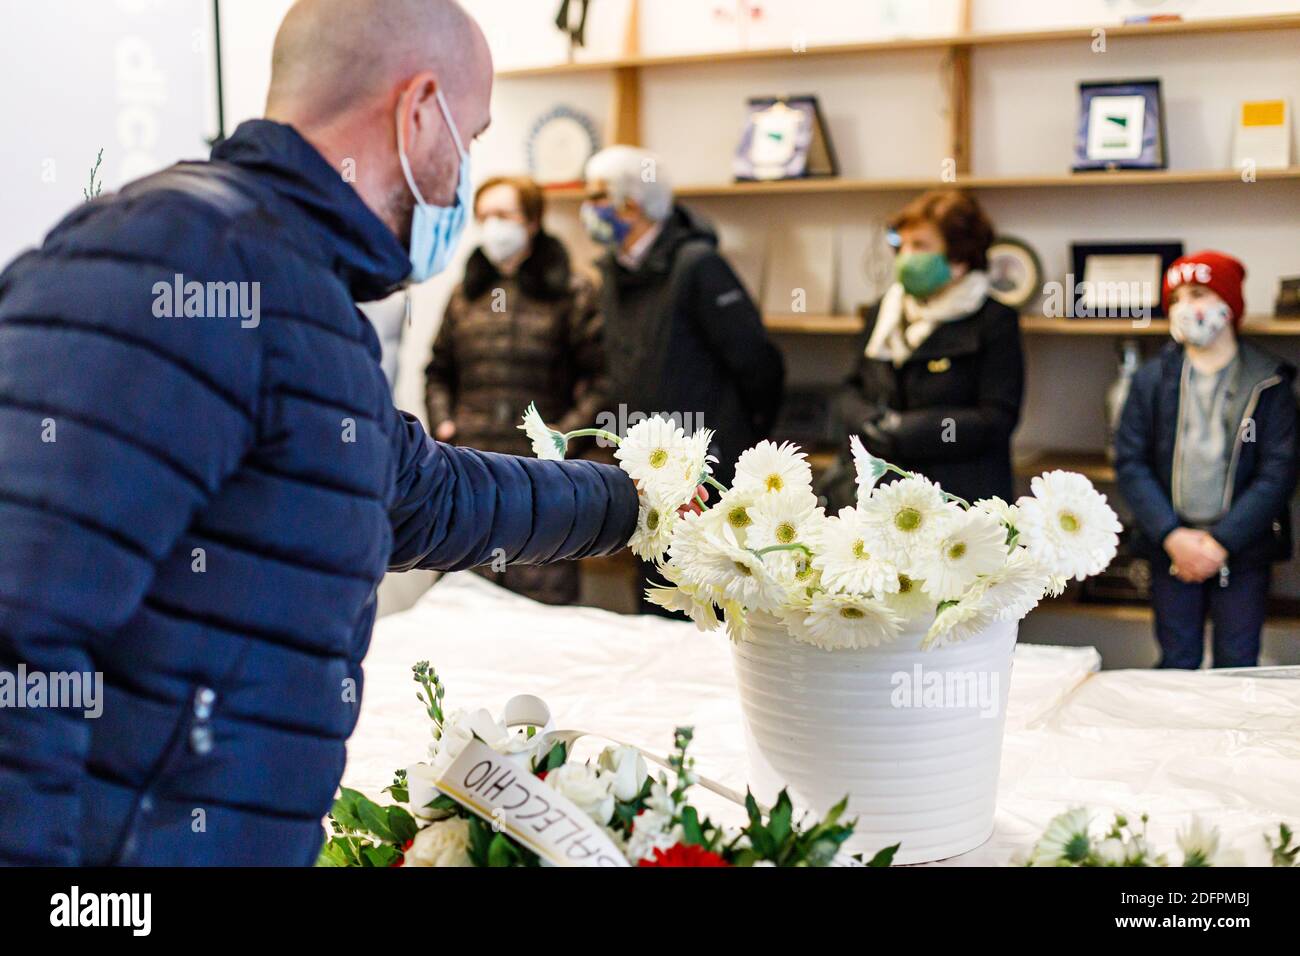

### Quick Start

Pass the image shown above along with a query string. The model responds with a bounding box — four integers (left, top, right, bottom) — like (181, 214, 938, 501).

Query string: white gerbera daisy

(720, 600, 754, 644)
(747, 490, 821, 574)
(974, 496, 1020, 534)
(1016, 471, 1121, 581)
(712, 486, 760, 547)
(923, 591, 997, 649)
(685, 525, 785, 612)
(1027, 808, 1093, 866)
(808, 506, 898, 596)
(980, 547, 1051, 621)
(644, 566, 720, 633)
(791, 592, 902, 651)
(883, 573, 937, 626)
(665, 506, 726, 583)
(732, 440, 812, 496)
(1176, 816, 1242, 867)
(860, 476, 952, 571)
(848, 434, 890, 504)
(656, 428, 716, 508)
(615, 415, 688, 492)
(628, 493, 680, 562)
(914, 506, 1008, 601)
(517, 402, 566, 460)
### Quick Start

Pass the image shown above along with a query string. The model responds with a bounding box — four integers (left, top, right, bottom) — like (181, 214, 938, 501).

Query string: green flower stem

(703, 475, 730, 495)
(888, 461, 971, 509)
(694, 495, 707, 511)
(562, 428, 623, 445)
(752, 543, 813, 559)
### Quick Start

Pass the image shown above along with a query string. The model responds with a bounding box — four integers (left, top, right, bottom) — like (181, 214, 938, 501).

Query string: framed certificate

(1073, 80, 1167, 172)
(1070, 242, 1183, 319)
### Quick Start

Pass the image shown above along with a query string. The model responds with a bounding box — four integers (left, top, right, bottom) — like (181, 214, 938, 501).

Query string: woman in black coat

(832, 190, 1024, 506)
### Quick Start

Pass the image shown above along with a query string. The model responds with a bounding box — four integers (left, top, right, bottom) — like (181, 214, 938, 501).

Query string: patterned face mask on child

(1169, 298, 1232, 348)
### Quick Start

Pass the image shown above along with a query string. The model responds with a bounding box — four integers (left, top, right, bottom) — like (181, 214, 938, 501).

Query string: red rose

(638, 843, 730, 867)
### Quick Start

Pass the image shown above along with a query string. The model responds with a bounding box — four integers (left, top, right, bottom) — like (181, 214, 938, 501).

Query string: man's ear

(397, 71, 440, 151)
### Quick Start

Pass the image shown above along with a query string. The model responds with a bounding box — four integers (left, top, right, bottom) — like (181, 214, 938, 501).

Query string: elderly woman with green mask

(832, 190, 1024, 506)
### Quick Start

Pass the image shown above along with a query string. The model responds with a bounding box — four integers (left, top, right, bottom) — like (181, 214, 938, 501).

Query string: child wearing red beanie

(1116, 250, 1298, 668)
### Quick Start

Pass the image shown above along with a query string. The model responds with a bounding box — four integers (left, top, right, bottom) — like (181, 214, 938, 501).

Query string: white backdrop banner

(0, 0, 213, 266)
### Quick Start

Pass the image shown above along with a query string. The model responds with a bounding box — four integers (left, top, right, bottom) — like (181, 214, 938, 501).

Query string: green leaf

(767, 791, 793, 846)
(866, 843, 900, 867)
(360, 843, 403, 868)
(540, 741, 568, 772)
(487, 832, 522, 868)
(329, 789, 368, 832)
(387, 805, 419, 845)
(681, 806, 705, 846)
(355, 797, 397, 844)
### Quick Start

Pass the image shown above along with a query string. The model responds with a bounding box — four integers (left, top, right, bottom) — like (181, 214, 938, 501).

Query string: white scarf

(865, 271, 991, 367)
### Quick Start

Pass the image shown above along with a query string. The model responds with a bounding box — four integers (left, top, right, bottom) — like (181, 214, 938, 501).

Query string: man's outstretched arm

(386, 409, 638, 573)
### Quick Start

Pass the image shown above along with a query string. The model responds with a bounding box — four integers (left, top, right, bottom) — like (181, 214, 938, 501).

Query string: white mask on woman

(480, 217, 530, 267)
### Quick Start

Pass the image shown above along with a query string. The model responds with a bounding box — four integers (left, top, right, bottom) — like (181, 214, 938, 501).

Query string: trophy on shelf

(733, 95, 838, 182)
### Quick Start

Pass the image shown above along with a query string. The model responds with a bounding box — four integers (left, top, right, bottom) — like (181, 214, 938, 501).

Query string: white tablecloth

(344, 573, 1300, 865)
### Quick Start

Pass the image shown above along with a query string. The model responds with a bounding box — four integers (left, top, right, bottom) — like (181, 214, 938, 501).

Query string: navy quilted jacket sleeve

(386, 409, 637, 572)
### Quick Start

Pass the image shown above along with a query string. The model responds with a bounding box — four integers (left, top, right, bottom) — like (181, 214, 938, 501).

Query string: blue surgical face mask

(397, 87, 471, 284)
(580, 200, 631, 247)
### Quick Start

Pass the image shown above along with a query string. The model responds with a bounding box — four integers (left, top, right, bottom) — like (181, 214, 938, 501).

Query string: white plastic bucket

(732, 615, 1017, 865)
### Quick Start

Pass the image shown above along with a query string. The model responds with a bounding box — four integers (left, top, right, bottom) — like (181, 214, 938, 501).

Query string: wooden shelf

(498, 13, 1300, 78)
(1015, 449, 1115, 483)
(764, 314, 864, 335)
(544, 166, 1300, 202)
(1022, 316, 1300, 336)
(761, 314, 1300, 338)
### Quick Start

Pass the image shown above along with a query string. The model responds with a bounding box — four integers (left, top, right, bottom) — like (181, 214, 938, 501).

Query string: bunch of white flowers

(521, 409, 1121, 652)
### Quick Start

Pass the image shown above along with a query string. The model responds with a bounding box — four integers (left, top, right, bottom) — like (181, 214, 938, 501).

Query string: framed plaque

(1073, 79, 1167, 172)
(733, 95, 838, 182)
(1070, 241, 1183, 320)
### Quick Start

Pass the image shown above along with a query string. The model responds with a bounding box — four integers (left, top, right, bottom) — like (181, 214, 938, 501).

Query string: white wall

(0, 0, 215, 265)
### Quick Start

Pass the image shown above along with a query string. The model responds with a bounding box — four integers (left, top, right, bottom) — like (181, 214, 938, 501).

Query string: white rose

(404, 817, 473, 867)
(429, 707, 537, 778)
(597, 745, 648, 803)
(547, 762, 615, 826)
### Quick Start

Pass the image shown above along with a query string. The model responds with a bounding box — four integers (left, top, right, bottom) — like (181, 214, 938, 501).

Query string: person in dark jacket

(581, 146, 784, 614)
(0, 0, 637, 867)
(426, 175, 608, 604)
(831, 190, 1023, 508)
(581, 146, 785, 486)
(1116, 250, 1298, 669)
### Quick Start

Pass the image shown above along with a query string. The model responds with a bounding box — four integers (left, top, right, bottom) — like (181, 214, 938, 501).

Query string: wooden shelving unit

(500, 12, 1300, 79)
(764, 314, 1300, 338)
(1015, 449, 1115, 483)
(544, 166, 1300, 202)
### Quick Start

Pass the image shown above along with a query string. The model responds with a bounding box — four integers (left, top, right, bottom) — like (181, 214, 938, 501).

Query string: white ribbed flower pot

(732, 615, 1018, 865)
